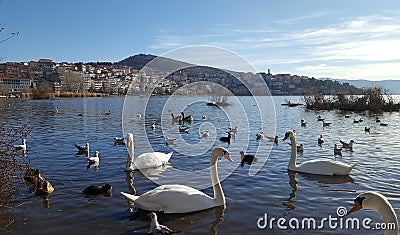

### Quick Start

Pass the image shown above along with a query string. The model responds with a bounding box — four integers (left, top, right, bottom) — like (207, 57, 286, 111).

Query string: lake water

(1, 96, 399, 235)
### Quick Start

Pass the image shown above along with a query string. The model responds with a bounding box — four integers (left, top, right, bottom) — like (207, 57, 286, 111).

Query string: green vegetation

(304, 87, 400, 113)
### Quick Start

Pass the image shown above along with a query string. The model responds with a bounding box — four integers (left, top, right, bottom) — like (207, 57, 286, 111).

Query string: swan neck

(288, 136, 297, 170)
(210, 153, 224, 205)
(377, 203, 398, 235)
(128, 139, 134, 163)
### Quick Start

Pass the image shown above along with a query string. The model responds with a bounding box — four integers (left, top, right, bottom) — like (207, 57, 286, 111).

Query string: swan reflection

(124, 171, 136, 195)
(132, 164, 172, 181)
(283, 170, 355, 210)
(128, 205, 225, 235)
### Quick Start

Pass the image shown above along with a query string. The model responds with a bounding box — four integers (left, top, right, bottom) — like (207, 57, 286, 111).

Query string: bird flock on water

(15, 105, 397, 234)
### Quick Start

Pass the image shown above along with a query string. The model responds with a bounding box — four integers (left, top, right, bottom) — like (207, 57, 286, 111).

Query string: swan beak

(224, 153, 234, 163)
(347, 201, 362, 215)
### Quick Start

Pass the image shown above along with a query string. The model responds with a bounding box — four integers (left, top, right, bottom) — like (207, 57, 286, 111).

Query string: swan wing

(123, 184, 216, 213)
(297, 159, 356, 176)
(133, 152, 173, 170)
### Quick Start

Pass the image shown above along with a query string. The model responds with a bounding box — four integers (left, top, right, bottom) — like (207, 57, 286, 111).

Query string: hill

(321, 78, 400, 95)
(117, 54, 157, 70)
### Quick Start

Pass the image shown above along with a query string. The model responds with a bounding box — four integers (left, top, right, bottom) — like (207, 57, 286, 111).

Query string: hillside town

(0, 56, 362, 97)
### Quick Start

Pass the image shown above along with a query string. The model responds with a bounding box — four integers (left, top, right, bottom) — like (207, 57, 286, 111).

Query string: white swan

(121, 147, 233, 213)
(125, 133, 173, 171)
(348, 192, 398, 235)
(283, 130, 357, 176)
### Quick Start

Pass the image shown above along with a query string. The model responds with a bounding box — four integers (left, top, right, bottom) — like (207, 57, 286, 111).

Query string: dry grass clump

(304, 87, 400, 113)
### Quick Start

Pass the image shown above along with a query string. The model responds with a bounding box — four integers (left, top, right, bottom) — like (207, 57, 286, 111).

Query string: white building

(0, 74, 32, 93)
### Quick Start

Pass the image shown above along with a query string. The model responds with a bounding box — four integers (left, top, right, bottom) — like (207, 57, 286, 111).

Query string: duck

(348, 192, 398, 235)
(301, 119, 307, 127)
(334, 144, 342, 157)
(149, 212, 176, 234)
(201, 131, 209, 138)
(83, 184, 112, 195)
(165, 137, 176, 146)
(125, 133, 173, 171)
(256, 131, 264, 140)
(170, 113, 181, 122)
(288, 143, 304, 153)
(202, 115, 208, 120)
(75, 142, 89, 155)
(375, 116, 381, 123)
(318, 135, 324, 147)
(219, 133, 231, 145)
(23, 168, 44, 184)
(240, 151, 256, 166)
(179, 125, 189, 133)
(34, 179, 54, 196)
(296, 144, 304, 153)
(266, 135, 278, 144)
(114, 137, 125, 145)
(14, 138, 27, 151)
(151, 123, 157, 130)
(180, 112, 193, 122)
(87, 150, 99, 163)
(380, 123, 388, 126)
(322, 121, 331, 126)
(317, 115, 325, 121)
(339, 139, 355, 149)
(364, 126, 371, 133)
(105, 109, 111, 115)
(229, 127, 238, 133)
(283, 130, 357, 175)
(121, 147, 234, 213)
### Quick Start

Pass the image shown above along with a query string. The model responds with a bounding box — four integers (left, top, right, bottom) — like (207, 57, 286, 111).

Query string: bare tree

(59, 70, 84, 92)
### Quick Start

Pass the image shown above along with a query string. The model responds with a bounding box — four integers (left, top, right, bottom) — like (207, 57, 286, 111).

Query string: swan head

(126, 133, 134, 142)
(348, 192, 390, 215)
(283, 130, 295, 141)
(212, 147, 234, 162)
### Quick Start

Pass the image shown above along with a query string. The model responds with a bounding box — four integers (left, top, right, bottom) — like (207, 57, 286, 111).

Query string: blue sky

(1, 0, 400, 81)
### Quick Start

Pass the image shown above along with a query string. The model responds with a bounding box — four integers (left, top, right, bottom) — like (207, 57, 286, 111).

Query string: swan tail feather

(165, 152, 173, 162)
(121, 192, 139, 205)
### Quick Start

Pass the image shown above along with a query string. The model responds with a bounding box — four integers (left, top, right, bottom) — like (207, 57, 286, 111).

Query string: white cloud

(149, 11, 400, 80)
